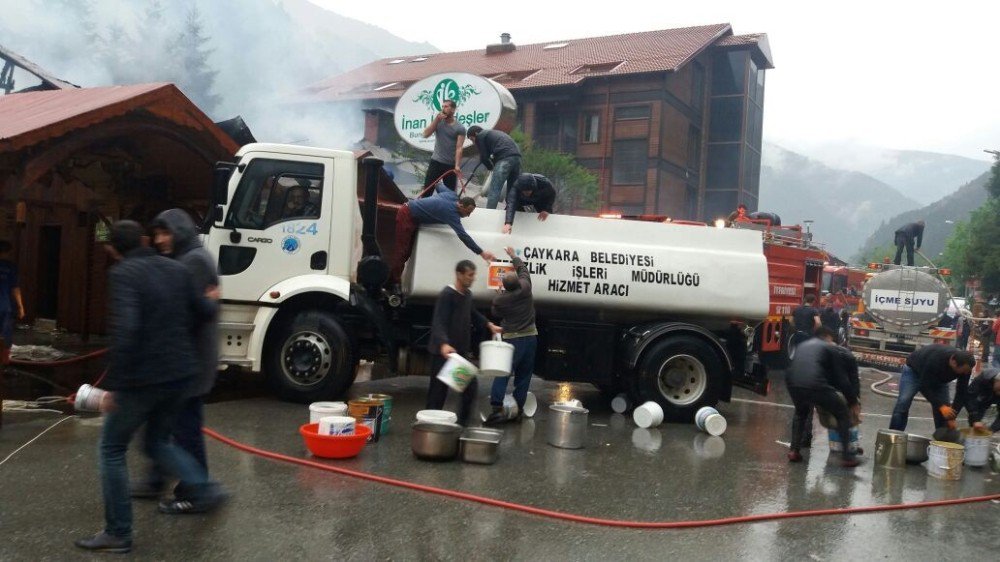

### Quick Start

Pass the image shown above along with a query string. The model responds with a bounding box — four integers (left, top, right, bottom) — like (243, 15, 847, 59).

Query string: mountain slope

(851, 171, 990, 263)
(759, 143, 921, 258)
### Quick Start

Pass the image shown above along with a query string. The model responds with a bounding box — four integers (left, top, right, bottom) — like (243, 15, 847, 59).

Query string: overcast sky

(310, 0, 997, 160)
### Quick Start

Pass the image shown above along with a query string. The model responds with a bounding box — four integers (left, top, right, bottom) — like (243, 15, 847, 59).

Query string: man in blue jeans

(75, 221, 223, 553)
(485, 247, 536, 425)
(889, 344, 975, 431)
(467, 126, 521, 209)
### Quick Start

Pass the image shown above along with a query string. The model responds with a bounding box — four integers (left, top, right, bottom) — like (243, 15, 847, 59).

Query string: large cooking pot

(411, 422, 462, 461)
(906, 434, 931, 464)
(547, 404, 588, 449)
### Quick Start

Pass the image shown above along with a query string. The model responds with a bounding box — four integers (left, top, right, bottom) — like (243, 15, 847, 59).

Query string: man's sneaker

(787, 450, 803, 463)
(159, 490, 228, 515)
(483, 409, 507, 427)
(74, 532, 132, 553)
(130, 480, 165, 499)
(841, 456, 862, 468)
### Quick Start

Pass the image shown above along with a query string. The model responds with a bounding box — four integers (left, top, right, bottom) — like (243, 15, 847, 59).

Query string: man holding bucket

(888, 344, 976, 432)
(485, 247, 537, 425)
(427, 259, 501, 426)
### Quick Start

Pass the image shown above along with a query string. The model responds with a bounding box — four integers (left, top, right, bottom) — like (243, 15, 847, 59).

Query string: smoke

(1, 0, 434, 149)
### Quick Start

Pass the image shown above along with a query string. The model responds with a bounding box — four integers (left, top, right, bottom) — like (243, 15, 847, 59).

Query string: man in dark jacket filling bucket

(130, 209, 225, 510)
(75, 221, 224, 554)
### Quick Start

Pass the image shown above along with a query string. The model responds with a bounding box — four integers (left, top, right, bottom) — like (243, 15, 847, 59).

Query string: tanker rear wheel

(636, 336, 723, 422)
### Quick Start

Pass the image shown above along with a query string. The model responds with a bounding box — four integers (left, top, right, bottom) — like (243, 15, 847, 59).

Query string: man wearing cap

(888, 344, 976, 431)
(501, 173, 556, 234)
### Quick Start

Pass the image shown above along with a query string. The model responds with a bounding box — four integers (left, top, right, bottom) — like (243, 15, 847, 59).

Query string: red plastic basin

(299, 422, 372, 459)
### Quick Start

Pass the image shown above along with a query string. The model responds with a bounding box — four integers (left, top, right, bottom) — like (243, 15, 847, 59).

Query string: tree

(171, 5, 221, 114)
(508, 129, 599, 213)
(940, 151, 1000, 293)
(856, 243, 898, 267)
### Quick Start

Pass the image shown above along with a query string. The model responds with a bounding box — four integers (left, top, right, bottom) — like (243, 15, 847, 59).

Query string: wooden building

(302, 24, 772, 222)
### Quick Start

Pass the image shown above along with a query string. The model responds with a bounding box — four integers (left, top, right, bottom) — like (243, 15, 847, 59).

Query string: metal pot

(460, 428, 503, 464)
(547, 405, 588, 449)
(411, 422, 462, 461)
(906, 434, 931, 464)
(874, 429, 908, 469)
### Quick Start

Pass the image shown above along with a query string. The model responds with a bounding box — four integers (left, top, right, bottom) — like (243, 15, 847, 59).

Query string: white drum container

(436, 353, 479, 391)
(318, 416, 356, 436)
(611, 393, 630, 414)
(633, 401, 664, 429)
(416, 410, 459, 424)
(963, 433, 991, 467)
(479, 335, 514, 378)
(695, 406, 727, 436)
(310, 401, 348, 423)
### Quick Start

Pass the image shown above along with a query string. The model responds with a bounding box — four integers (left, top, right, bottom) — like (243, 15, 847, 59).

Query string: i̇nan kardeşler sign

(394, 73, 516, 152)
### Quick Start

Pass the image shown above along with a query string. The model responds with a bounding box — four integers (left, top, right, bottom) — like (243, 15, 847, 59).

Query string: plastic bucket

(309, 401, 348, 423)
(960, 429, 992, 467)
(361, 393, 392, 436)
(318, 415, 356, 436)
(347, 399, 384, 443)
(522, 392, 538, 418)
(695, 406, 727, 436)
(611, 393, 630, 414)
(828, 426, 861, 454)
(479, 335, 514, 378)
(633, 401, 664, 428)
(436, 353, 479, 391)
(75, 384, 109, 413)
(927, 440, 964, 480)
(416, 409, 458, 424)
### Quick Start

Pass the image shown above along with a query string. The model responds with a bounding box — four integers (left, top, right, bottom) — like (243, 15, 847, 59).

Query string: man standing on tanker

(892, 220, 924, 266)
(421, 98, 466, 194)
(467, 126, 521, 209)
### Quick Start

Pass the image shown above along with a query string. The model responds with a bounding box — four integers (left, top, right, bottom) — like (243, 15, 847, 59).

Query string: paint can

(927, 440, 964, 480)
(695, 406, 727, 436)
(960, 428, 992, 467)
(75, 384, 110, 413)
(347, 398, 384, 443)
(309, 401, 348, 423)
(361, 393, 393, 436)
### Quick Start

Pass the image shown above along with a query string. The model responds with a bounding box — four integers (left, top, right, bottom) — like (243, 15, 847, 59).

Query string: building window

(691, 62, 705, 113)
(712, 51, 747, 96)
(615, 105, 651, 120)
(709, 97, 744, 143)
(582, 112, 600, 143)
(705, 143, 740, 191)
(687, 125, 702, 173)
(612, 139, 647, 185)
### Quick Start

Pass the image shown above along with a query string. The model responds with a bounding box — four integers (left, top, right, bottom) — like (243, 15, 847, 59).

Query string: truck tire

(635, 335, 723, 422)
(264, 311, 358, 403)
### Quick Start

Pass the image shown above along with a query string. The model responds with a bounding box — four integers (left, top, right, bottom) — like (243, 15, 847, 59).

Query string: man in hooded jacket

(133, 209, 221, 508)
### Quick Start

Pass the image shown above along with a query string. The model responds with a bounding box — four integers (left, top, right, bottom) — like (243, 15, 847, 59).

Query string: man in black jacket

(502, 173, 555, 234)
(963, 368, 1000, 432)
(889, 344, 975, 431)
(426, 260, 501, 426)
(133, 209, 222, 507)
(892, 220, 924, 266)
(467, 126, 521, 209)
(786, 327, 861, 467)
(486, 247, 537, 425)
(76, 221, 222, 554)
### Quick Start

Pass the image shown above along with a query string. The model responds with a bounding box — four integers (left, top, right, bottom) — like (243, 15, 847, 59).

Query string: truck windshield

(226, 158, 324, 230)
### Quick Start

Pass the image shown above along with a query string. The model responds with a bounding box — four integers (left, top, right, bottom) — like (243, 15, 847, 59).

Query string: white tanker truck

(847, 264, 957, 369)
(203, 144, 771, 420)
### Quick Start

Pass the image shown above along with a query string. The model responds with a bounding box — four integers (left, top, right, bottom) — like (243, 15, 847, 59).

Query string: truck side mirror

(212, 161, 237, 206)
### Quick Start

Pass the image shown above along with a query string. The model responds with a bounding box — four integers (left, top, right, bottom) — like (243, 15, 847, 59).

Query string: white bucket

(309, 401, 348, 423)
(927, 441, 964, 480)
(633, 401, 664, 429)
(318, 415, 355, 436)
(479, 334, 514, 377)
(963, 434, 991, 467)
(416, 409, 459, 424)
(75, 384, 110, 413)
(695, 406, 727, 436)
(436, 353, 479, 391)
(611, 393, 630, 414)
(523, 392, 537, 418)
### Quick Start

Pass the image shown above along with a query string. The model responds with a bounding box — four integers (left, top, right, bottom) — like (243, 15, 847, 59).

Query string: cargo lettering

(523, 247, 579, 261)
(590, 252, 654, 267)
(631, 269, 701, 287)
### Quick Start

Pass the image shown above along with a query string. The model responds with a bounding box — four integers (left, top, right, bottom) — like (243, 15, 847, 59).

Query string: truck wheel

(636, 335, 723, 422)
(265, 311, 358, 403)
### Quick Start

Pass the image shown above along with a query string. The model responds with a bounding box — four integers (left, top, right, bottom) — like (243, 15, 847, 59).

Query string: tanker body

(204, 144, 771, 421)
(848, 264, 956, 369)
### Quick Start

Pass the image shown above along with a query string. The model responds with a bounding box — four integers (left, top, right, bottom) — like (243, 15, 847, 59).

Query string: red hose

(202, 427, 1000, 529)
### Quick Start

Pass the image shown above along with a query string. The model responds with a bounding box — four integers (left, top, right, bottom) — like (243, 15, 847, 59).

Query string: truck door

(208, 156, 331, 302)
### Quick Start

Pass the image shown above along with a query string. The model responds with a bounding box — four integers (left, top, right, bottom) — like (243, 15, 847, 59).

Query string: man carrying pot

(426, 259, 501, 426)
(888, 344, 976, 432)
(786, 327, 862, 467)
(485, 247, 536, 425)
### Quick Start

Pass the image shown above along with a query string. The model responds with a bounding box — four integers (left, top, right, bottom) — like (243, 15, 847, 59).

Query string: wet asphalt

(1, 368, 999, 560)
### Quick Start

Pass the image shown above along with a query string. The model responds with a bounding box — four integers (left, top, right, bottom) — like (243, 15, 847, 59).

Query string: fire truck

(820, 265, 869, 313)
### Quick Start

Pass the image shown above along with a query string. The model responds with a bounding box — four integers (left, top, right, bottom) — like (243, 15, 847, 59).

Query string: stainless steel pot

(411, 422, 462, 461)
(547, 405, 588, 449)
(906, 434, 931, 464)
(874, 429, 908, 469)
(460, 428, 503, 464)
